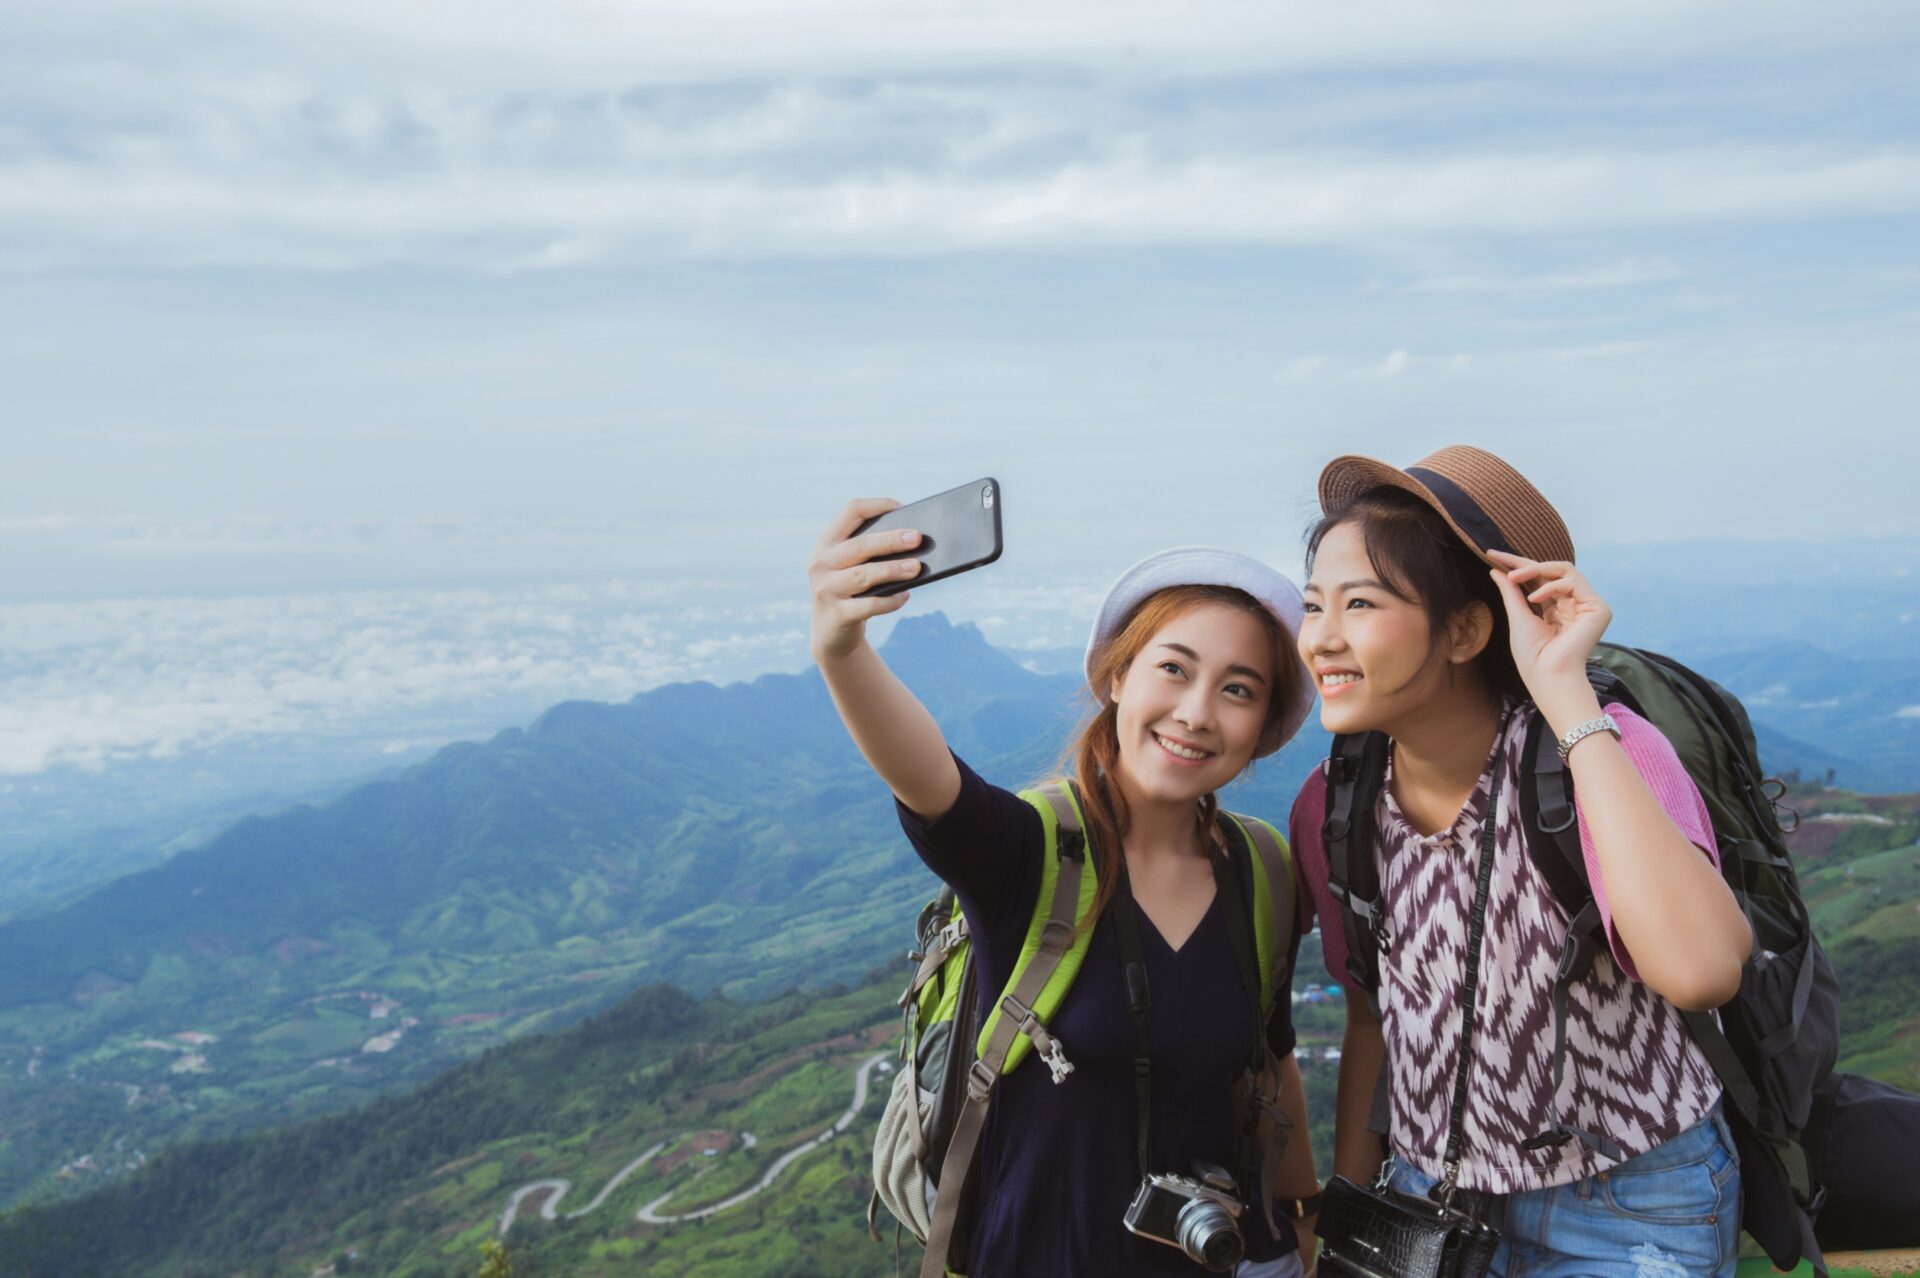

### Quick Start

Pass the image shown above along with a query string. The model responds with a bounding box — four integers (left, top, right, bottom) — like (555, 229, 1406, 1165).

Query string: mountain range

(0, 613, 1909, 1218)
(2, 796, 1916, 1277)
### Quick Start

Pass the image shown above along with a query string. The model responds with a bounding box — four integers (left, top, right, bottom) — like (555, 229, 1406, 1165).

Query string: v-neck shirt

(898, 754, 1298, 1278)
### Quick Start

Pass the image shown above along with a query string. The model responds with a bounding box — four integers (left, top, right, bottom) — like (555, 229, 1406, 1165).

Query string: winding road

(497, 1052, 889, 1235)
(497, 1142, 670, 1234)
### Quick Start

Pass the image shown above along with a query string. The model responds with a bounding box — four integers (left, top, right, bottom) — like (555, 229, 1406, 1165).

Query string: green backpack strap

(1219, 810, 1298, 1238)
(1222, 812, 1297, 1017)
(918, 780, 1097, 1278)
(973, 783, 1102, 1074)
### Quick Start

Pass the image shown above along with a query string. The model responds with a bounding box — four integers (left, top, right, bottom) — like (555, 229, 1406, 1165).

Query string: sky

(2, 1, 1918, 792)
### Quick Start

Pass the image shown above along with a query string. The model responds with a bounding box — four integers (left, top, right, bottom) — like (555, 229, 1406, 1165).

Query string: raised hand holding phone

(851, 477, 1002, 598)
(808, 497, 924, 661)
(805, 483, 1001, 821)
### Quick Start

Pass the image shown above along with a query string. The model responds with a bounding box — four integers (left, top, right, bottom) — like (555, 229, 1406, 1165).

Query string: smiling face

(1299, 520, 1463, 736)
(1106, 600, 1276, 806)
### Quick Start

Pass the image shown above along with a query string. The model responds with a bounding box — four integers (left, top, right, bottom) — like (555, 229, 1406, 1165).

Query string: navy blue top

(898, 756, 1299, 1278)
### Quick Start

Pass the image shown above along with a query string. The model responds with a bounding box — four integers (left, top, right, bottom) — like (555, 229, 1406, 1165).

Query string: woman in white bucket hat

(810, 496, 1322, 1278)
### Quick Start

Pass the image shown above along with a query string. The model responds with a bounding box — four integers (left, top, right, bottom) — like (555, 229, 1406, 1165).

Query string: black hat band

(1405, 466, 1515, 557)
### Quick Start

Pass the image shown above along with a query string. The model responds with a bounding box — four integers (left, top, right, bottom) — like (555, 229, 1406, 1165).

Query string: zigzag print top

(1290, 704, 1724, 1193)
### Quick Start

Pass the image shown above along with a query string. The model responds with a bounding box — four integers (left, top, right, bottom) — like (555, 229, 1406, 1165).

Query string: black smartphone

(853, 478, 1003, 597)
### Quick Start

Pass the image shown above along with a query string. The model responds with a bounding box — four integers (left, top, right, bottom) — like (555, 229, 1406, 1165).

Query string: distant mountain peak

(882, 611, 987, 651)
(871, 610, 1059, 694)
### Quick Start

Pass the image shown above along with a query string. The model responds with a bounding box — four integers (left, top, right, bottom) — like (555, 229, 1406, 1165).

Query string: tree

(476, 1239, 516, 1278)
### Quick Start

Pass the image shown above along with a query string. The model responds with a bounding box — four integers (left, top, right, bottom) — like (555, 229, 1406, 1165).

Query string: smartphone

(853, 478, 1003, 598)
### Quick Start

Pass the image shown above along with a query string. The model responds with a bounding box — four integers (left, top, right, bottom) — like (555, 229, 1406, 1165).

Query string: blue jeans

(1236, 1252, 1304, 1278)
(1236, 1243, 1313, 1274)
(1379, 1103, 1741, 1278)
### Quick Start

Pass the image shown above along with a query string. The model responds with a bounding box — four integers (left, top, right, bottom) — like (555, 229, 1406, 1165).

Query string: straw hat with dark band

(1318, 445, 1575, 566)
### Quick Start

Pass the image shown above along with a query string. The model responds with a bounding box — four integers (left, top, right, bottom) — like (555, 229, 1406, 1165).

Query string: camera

(1122, 1162, 1246, 1272)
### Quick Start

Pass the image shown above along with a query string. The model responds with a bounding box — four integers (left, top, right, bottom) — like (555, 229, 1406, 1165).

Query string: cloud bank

(0, 580, 806, 775)
(5, 2, 1918, 269)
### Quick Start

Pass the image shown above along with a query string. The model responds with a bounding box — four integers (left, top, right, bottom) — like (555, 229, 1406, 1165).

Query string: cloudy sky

(3, 1, 1918, 790)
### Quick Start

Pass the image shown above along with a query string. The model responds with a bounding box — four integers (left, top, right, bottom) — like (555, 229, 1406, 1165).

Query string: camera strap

(1109, 822, 1268, 1184)
(1110, 856, 1155, 1180)
(1434, 755, 1505, 1210)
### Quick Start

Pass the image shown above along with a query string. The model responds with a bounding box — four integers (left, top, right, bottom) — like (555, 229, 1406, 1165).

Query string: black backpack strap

(1518, 897, 1624, 1160)
(1524, 712, 1580, 855)
(1519, 704, 1623, 1160)
(1323, 732, 1391, 994)
(1680, 1009, 1763, 1132)
(1366, 1067, 1392, 1139)
(1322, 734, 1393, 1141)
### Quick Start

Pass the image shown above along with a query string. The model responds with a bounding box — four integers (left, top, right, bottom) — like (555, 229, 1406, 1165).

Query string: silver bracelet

(1556, 714, 1620, 762)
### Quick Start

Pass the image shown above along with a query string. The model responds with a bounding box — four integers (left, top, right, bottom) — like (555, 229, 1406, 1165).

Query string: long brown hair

(1057, 584, 1303, 925)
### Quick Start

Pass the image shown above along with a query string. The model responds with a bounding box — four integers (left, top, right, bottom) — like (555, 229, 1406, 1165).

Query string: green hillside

(6, 904, 1916, 1278)
(1786, 786, 1920, 1092)
(7, 811, 1920, 1278)
(0, 977, 906, 1278)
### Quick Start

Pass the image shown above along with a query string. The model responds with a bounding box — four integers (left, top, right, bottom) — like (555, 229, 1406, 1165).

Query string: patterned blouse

(1290, 704, 1724, 1193)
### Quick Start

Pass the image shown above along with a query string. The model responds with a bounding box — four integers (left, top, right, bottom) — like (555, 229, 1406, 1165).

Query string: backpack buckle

(1537, 801, 1576, 834)
(1556, 928, 1599, 985)
(1332, 886, 1393, 952)
(1037, 917, 1074, 952)
(966, 1058, 997, 1102)
(1521, 1126, 1572, 1152)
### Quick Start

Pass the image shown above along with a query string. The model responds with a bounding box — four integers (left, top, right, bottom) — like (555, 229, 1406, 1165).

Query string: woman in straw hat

(1288, 447, 1753, 1276)
(811, 498, 1324, 1277)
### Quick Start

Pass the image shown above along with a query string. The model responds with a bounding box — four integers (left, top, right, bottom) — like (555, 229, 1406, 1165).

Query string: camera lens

(1174, 1197, 1244, 1272)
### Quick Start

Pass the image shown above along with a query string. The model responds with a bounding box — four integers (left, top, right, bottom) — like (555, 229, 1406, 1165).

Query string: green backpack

(868, 780, 1300, 1278)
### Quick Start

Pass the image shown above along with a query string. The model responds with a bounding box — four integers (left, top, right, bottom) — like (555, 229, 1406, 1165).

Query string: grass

(1741, 1262, 1920, 1278)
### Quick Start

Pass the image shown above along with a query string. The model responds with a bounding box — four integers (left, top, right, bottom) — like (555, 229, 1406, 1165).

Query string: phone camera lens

(982, 485, 995, 509)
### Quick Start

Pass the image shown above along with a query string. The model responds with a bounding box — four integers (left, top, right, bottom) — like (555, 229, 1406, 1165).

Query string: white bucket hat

(1085, 547, 1315, 758)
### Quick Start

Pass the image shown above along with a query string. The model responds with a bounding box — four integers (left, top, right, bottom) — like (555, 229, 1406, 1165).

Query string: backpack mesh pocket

(871, 1062, 936, 1241)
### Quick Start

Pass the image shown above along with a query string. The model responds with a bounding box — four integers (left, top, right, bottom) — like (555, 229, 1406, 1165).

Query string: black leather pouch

(1316, 1173, 1499, 1278)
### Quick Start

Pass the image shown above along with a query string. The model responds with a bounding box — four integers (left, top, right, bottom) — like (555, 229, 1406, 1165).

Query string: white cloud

(1408, 257, 1682, 296)
(16, 0, 1914, 88)
(8, 145, 1920, 269)
(1274, 356, 1328, 384)
(1362, 348, 1477, 379)
(1673, 291, 1741, 311)
(6, 0, 1920, 270)
(0, 560, 1116, 779)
